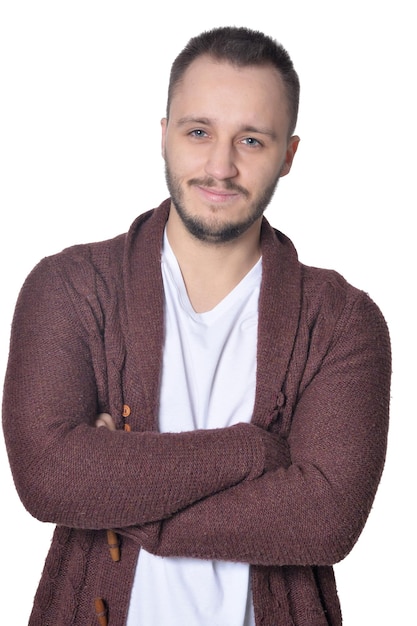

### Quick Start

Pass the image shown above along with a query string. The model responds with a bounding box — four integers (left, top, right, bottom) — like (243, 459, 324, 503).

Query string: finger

(95, 413, 116, 431)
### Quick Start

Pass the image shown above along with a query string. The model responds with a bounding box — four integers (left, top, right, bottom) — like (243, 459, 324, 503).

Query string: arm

(2, 256, 287, 530)
(141, 292, 391, 566)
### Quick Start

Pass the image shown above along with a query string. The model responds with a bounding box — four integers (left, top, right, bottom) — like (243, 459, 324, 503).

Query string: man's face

(161, 55, 299, 244)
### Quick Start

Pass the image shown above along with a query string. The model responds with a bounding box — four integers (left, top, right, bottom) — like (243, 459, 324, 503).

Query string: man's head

(162, 27, 300, 245)
(166, 26, 300, 138)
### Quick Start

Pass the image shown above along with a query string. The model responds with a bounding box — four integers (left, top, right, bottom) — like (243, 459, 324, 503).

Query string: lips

(196, 185, 241, 203)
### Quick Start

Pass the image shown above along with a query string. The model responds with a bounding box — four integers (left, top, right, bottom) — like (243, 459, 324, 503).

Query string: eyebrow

(242, 125, 277, 140)
(176, 116, 211, 127)
(175, 116, 277, 140)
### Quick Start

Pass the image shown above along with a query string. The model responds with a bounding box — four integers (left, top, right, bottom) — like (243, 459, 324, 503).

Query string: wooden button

(122, 404, 131, 418)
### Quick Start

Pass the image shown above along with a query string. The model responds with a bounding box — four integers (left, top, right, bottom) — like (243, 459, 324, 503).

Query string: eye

(189, 129, 209, 138)
(241, 137, 262, 147)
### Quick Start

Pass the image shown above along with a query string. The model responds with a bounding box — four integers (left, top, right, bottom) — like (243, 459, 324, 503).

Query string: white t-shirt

(126, 231, 261, 626)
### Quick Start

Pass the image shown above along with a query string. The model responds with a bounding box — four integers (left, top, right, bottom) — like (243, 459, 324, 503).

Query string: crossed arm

(98, 317, 389, 568)
(2, 257, 391, 568)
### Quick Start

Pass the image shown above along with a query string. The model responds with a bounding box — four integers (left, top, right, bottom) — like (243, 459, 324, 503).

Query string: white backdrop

(1, 1, 415, 624)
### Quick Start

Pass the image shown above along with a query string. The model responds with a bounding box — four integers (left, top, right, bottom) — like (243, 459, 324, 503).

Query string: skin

(96, 413, 116, 430)
(96, 54, 300, 428)
(161, 55, 299, 312)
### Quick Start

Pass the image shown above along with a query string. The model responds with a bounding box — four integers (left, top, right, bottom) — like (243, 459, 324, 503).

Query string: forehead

(169, 55, 290, 128)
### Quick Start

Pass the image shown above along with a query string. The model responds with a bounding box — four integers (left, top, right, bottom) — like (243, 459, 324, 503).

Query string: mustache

(187, 177, 250, 199)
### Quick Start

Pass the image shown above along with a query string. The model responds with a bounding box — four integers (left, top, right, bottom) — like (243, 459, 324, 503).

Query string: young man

(2, 26, 391, 626)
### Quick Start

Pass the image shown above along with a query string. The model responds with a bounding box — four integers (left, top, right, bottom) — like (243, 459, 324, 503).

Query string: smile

(195, 185, 242, 204)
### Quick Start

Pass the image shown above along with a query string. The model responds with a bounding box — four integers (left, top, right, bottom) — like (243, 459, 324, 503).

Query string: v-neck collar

(162, 228, 262, 326)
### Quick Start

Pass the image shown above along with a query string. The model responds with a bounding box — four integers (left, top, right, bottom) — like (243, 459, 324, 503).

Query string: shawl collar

(253, 219, 301, 429)
(122, 200, 170, 428)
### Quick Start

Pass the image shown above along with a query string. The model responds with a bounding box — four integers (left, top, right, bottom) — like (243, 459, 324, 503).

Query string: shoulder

(21, 231, 127, 306)
(24, 207, 159, 293)
(299, 262, 390, 363)
(301, 263, 359, 314)
(10, 233, 128, 340)
(301, 262, 385, 322)
(268, 224, 389, 348)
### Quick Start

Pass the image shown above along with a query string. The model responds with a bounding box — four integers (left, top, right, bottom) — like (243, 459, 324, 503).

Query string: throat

(180, 254, 261, 313)
(185, 280, 237, 314)
(165, 209, 262, 313)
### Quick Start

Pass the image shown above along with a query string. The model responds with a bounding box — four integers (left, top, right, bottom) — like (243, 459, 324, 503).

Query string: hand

(257, 426, 291, 473)
(95, 412, 116, 431)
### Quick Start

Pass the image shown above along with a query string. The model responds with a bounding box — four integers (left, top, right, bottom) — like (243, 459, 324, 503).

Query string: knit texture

(2, 199, 391, 625)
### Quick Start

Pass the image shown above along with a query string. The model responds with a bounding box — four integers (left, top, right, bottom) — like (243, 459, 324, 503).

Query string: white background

(1, 1, 415, 624)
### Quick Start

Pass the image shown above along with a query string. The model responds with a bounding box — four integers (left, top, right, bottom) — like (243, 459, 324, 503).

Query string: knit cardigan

(2, 199, 391, 626)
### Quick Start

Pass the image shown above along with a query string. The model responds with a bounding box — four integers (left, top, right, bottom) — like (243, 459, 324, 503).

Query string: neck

(166, 206, 262, 313)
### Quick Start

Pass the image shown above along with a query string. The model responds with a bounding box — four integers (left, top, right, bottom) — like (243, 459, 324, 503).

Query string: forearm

(2, 257, 280, 530)
(4, 404, 281, 529)
(138, 294, 391, 566)
(143, 417, 387, 567)
(144, 462, 367, 566)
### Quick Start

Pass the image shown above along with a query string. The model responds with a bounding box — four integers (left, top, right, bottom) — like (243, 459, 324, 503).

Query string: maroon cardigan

(2, 199, 391, 625)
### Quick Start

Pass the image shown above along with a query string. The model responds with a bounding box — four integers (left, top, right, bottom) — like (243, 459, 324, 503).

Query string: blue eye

(242, 137, 261, 147)
(190, 129, 208, 138)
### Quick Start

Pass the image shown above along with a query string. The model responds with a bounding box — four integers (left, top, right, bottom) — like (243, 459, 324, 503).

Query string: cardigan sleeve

(142, 290, 391, 566)
(2, 256, 289, 530)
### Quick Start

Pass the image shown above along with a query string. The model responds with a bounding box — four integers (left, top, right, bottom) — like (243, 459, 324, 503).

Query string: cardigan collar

(123, 199, 301, 430)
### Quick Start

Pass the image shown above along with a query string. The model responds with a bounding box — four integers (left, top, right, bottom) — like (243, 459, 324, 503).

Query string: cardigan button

(122, 404, 131, 418)
(276, 392, 285, 408)
(94, 597, 108, 625)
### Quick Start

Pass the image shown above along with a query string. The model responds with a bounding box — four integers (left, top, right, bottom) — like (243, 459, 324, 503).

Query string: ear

(161, 117, 168, 159)
(280, 135, 300, 177)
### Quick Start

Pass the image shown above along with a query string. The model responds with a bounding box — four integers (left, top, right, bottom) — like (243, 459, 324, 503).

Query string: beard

(164, 160, 281, 244)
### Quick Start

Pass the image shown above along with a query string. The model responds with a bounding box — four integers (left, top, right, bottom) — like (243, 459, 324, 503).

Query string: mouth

(195, 185, 242, 204)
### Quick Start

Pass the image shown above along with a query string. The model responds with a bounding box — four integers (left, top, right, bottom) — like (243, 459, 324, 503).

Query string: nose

(204, 141, 238, 181)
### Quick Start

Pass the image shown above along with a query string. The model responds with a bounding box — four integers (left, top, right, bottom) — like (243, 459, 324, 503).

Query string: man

(2, 26, 391, 626)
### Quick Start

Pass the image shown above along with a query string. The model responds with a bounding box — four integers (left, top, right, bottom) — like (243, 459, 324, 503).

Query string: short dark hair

(166, 26, 300, 136)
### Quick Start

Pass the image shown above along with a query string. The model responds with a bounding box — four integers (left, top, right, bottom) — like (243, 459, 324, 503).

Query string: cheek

(250, 160, 281, 188)
(265, 151, 289, 182)
(167, 143, 207, 178)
